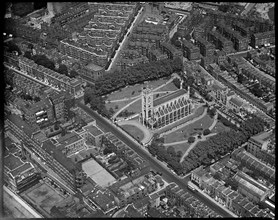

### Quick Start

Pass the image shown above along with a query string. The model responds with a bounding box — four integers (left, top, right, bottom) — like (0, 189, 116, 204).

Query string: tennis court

(82, 159, 116, 187)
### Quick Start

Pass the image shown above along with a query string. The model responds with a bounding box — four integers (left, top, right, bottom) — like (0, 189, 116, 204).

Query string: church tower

(141, 86, 154, 127)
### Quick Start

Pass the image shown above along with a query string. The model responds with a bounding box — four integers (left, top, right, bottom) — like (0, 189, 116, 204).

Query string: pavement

(3, 186, 43, 218)
(76, 101, 236, 217)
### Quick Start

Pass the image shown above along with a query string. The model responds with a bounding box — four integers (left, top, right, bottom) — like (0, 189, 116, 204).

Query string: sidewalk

(4, 186, 43, 218)
(191, 182, 238, 218)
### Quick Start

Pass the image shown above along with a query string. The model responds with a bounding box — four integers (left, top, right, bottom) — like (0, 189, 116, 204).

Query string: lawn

(23, 183, 64, 215)
(211, 121, 231, 134)
(105, 78, 176, 114)
(106, 78, 169, 101)
(164, 114, 213, 144)
(165, 142, 191, 155)
(121, 124, 145, 141)
(124, 99, 142, 114)
(106, 99, 132, 114)
(154, 81, 178, 93)
(157, 105, 206, 134)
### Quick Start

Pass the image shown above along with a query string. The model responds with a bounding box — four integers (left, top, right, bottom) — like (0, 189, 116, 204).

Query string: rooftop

(6, 113, 36, 138)
(193, 166, 207, 178)
(10, 163, 33, 178)
(88, 187, 116, 213)
(4, 154, 24, 171)
(6, 143, 20, 154)
(154, 89, 188, 107)
(84, 124, 104, 137)
(5, 137, 13, 147)
(85, 62, 104, 71)
(211, 82, 226, 91)
(148, 207, 167, 218)
(211, 162, 224, 172)
(42, 140, 80, 172)
(250, 131, 273, 145)
(234, 174, 267, 197)
(58, 132, 83, 146)
(229, 97, 244, 107)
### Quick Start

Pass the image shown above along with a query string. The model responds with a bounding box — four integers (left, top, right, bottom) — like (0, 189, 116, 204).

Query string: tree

(24, 51, 32, 59)
(188, 136, 196, 143)
(69, 70, 78, 78)
(173, 78, 181, 89)
(190, 87, 195, 97)
(103, 147, 113, 155)
(187, 75, 195, 87)
(214, 172, 221, 181)
(33, 54, 55, 70)
(225, 177, 238, 191)
(177, 150, 183, 158)
(203, 129, 211, 136)
(167, 146, 176, 157)
(108, 108, 114, 117)
(57, 64, 68, 75)
(6, 41, 22, 55)
(34, 96, 40, 102)
(54, 122, 59, 130)
(171, 32, 183, 48)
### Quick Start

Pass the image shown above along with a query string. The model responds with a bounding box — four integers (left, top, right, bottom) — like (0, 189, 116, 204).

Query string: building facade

(247, 131, 275, 167)
(41, 140, 86, 191)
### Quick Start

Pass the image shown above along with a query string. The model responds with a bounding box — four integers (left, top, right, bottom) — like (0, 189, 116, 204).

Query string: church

(140, 85, 193, 130)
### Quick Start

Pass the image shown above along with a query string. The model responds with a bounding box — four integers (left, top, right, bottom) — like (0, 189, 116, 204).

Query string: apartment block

(247, 131, 275, 167)
(181, 40, 200, 60)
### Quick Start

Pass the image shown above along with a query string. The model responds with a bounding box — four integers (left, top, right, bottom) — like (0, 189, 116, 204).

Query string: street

(107, 6, 144, 72)
(76, 101, 235, 217)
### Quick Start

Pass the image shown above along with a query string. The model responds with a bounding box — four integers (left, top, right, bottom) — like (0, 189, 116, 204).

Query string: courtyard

(21, 183, 64, 216)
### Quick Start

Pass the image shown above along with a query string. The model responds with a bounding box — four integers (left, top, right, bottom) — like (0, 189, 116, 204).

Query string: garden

(164, 114, 214, 144)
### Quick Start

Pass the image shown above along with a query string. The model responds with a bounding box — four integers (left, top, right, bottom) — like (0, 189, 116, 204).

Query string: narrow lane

(76, 101, 235, 217)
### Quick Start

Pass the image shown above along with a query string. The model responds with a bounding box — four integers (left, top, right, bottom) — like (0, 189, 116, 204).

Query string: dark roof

(229, 97, 244, 107)
(154, 89, 188, 107)
(6, 143, 20, 154)
(42, 140, 80, 172)
(5, 137, 13, 147)
(84, 124, 104, 136)
(10, 163, 33, 177)
(6, 113, 36, 138)
(86, 62, 104, 71)
(148, 207, 167, 218)
(4, 154, 24, 171)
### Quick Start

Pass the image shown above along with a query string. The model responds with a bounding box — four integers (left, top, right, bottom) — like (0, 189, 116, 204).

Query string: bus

(187, 181, 197, 191)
